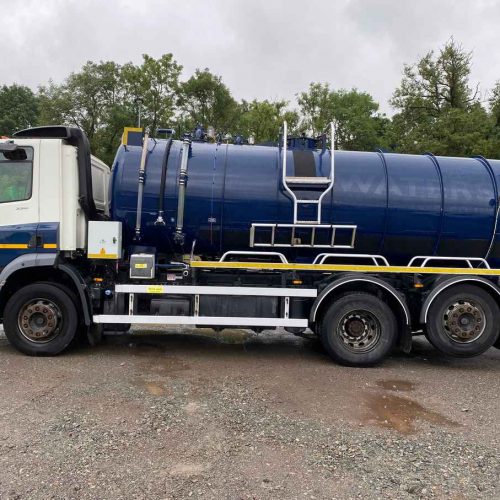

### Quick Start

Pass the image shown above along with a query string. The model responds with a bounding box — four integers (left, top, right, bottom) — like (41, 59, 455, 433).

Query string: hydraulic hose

(154, 137, 173, 226)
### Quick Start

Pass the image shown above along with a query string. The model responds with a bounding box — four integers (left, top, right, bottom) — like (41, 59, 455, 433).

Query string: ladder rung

(285, 176, 331, 185)
(296, 199, 320, 204)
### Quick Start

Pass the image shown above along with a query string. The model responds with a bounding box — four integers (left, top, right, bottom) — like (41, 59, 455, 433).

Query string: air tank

(109, 137, 500, 266)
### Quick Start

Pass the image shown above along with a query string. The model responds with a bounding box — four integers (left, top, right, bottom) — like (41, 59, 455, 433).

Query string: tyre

(425, 285, 500, 357)
(3, 282, 79, 356)
(319, 292, 397, 366)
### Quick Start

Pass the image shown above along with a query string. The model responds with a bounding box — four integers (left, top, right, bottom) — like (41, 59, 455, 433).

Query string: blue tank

(109, 138, 500, 266)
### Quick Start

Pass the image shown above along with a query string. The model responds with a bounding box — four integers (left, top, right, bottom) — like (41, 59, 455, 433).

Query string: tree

(37, 54, 181, 164)
(0, 84, 39, 135)
(38, 61, 130, 163)
(121, 53, 182, 135)
(389, 39, 486, 155)
(178, 69, 240, 135)
(297, 83, 332, 136)
(238, 99, 298, 143)
(297, 83, 388, 150)
(484, 82, 500, 158)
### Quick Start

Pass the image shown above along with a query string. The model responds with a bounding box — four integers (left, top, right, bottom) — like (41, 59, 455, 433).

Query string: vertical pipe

(134, 132, 149, 240)
(174, 137, 191, 245)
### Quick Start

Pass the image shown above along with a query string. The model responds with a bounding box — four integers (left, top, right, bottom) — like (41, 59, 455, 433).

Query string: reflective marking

(88, 253, 119, 259)
(190, 261, 500, 276)
(43, 243, 57, 249)
(0, 243, 29, 249)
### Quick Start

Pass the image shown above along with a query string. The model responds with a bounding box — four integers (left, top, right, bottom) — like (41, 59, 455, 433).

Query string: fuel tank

(109, 138, 500, 266)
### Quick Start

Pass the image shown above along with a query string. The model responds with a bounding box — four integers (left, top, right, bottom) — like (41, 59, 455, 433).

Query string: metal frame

(312, 253, 389, 266)
(94, 284, 317, 328)
(114, 284, 317, 298)
(93, 315, 308, 328)
(407, 256, 491, 269)
(281, 121, 335, 225)
(219, 251, 288, 263)
(250, 223, 357, 248)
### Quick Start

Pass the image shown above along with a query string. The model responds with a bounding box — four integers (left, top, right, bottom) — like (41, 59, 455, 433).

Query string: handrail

(312, 253, 389, 266)
(219, 251, 288, 263)
(407, 256, 491, 269)
(281, 121, 298, 223)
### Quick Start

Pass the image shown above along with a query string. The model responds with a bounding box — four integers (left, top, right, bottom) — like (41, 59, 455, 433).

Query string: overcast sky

(2, 0, 500, 114)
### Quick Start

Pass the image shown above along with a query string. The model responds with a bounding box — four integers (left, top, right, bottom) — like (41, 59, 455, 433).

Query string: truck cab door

(0, 141, 40, 270)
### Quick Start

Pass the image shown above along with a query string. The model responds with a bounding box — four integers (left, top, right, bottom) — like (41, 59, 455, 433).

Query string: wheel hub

(18, 299, 61, 343)
(442, 300, 485, 343)
(338, 310, 381, 353)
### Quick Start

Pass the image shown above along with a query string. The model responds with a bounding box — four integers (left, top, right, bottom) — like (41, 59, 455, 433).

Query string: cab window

(0, 146, 33, 203)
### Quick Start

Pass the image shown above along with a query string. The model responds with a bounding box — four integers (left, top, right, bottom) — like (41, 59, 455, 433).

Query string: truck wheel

(319, 292, 397, 366)
(425, 285, 500, 357)
(3, 283, 78, 356)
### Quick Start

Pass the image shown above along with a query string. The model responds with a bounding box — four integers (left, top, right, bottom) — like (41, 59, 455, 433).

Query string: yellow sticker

(146, 285, 164, 294)
(135, 263, 147, 269)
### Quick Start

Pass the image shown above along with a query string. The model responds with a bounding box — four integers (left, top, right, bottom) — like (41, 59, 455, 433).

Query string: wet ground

(0, 326, 499, 499)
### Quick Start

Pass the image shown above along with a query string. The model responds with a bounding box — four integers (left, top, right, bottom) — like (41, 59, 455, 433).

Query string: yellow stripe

(43, 243, 57, 249)
(0, 243, 29, 249)
(88, 253, 119, 259)
(190, 261, 500, 276)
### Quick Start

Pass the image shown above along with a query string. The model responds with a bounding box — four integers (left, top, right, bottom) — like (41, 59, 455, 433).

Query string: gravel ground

(0, 325, 499, 499)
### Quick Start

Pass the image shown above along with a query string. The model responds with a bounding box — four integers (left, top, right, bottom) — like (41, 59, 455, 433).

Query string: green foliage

(3, 39, 500, 163)
(388, 38, 490, 156)
(177, 69, 240, 135)
(298, 83, 388, 150)
(121, 54, 182, 134)
(37, 55, 181, 164)
(239, 99, 298, 143)
(0, 84, 39, 136)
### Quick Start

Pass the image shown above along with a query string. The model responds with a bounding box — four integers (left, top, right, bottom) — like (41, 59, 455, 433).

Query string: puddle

(366, 393, 458, 434)
(376, 379, 416, 392)
(144, 381, 167, 397)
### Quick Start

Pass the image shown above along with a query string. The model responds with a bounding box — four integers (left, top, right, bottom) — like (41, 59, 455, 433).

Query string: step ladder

(283, 121, 334, 224)
(250, 122, 357, 249)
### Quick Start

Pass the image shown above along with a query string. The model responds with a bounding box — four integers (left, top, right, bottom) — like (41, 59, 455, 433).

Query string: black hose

(155, 138, 173, 226)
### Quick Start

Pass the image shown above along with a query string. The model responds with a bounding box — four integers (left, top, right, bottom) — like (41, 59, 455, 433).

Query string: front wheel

(3, 283, 79, 356)
(425, 285, 500, 357)
(319, 292, 397, 366)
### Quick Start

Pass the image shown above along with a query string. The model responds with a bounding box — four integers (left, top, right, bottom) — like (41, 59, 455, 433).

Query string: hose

(154, 138, 173, 226)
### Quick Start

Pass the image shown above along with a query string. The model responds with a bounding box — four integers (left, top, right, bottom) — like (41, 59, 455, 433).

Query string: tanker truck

(1, 123, 500, 366)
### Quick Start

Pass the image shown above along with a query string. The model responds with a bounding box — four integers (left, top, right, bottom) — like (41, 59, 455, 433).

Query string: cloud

(2, 0, 500, 114)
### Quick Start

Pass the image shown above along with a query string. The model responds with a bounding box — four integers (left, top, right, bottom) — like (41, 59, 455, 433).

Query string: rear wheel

(319, 292, 397, 366)
(3, 283, 78, 356)
(425, 285, 500, 357)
